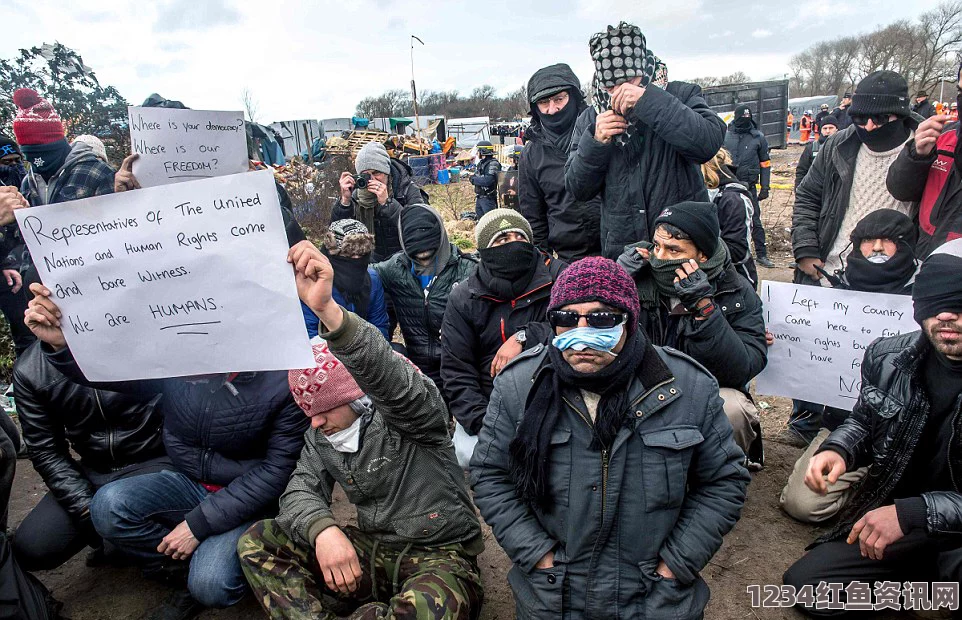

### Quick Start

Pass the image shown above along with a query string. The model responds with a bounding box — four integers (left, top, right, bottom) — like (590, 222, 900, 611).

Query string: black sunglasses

(548, 310, 627, 329)
(850, 113, 892, 127)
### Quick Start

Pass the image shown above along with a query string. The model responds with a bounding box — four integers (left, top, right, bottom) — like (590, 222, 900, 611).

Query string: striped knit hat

(475, 208, 533, 249)
(12, 89, 65, 146)
(548, 256, 640, 333)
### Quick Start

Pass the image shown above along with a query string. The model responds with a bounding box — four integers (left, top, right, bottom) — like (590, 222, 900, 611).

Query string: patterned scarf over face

(589, 22, 667, 145)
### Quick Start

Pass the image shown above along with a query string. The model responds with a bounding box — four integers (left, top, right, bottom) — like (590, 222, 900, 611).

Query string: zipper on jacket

(94, 390, 115, 462)
(601, 448, 609, 519)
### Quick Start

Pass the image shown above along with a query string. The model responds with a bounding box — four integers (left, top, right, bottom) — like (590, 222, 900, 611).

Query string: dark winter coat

(724, 123, 771, 190)
(331, 158, 428, 262)
(14, 343, 165, 530)
(912, 99, 936, 119)
(831, 106, 854, 130)
(565, 82, 727, 260)
(520, 64, 602, 260)
(816, 332, 962, 544)
(440, 256, 566, 435)
(45, 346, 308, 541)
(471, 336, 750, 619)
(621, 258, 767, 390)
(794, 139, 824, 189)
(709, 176, 758, 286)
(886, 123, 962, 258)
(372, 208, 478, 384)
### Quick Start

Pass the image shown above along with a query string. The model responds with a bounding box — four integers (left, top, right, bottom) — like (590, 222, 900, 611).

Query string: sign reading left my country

(128, 106, 249, 188)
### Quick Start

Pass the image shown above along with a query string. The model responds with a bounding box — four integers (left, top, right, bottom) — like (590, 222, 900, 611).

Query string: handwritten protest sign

(755, 281, 916, 410)
(15, 169, 315, 381)
(128, 106, 248, 187)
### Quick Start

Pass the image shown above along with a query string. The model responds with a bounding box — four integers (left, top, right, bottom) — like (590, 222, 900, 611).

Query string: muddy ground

(6, 146, 911, 619)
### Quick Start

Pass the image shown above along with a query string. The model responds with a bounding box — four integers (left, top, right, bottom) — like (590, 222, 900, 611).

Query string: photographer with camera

(333, 142, 428, 262)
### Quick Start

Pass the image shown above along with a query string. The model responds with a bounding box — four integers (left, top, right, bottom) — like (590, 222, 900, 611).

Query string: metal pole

(410, 35, 425, 155)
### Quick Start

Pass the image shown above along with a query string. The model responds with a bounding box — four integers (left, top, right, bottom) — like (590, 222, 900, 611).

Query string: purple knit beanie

(548, 256, 640, 333)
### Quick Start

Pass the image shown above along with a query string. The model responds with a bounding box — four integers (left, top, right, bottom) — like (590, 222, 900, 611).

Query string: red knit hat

(288, 339, 364, 417)
(12, 89, 65, 146)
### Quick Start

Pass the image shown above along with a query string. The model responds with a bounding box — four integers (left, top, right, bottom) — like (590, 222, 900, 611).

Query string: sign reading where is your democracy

(755, 281, 917, 410)
(15, 169, 315, 381)
(128, 106, 249, 188)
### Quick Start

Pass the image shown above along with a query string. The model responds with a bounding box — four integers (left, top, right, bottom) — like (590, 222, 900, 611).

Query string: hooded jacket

(20, 141, 113, 207)
(471, 336, 749, 619)
(709, 165, 758, 286)
(372, 205, 478, 383)
(724, 120, 771, 192)
(440, 254, 566, 435)
(331, 158, 428, 262)
(278, 311, 482, 553)
(565, 82, 727, 260)
(886, 122, 962, 258)
(520, 65, 602, 260)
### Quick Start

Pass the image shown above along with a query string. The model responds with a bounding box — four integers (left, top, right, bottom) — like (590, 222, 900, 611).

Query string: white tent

(447, 116, 490, 148)
(269, 119, 320, 158)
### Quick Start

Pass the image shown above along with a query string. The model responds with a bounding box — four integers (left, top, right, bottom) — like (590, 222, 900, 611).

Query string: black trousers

(0, 415, 17, 532)
(12, 456, 172, 571)
(747, 184, 768, 258)
(783, 530, 962, 616)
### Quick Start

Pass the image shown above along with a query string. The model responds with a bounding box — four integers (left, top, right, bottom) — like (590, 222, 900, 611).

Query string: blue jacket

(300, 268, 389, 340)
(45, 345, 308, 541)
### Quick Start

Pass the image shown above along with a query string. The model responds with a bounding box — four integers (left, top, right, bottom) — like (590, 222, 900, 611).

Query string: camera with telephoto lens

(354, 172, 371, 189)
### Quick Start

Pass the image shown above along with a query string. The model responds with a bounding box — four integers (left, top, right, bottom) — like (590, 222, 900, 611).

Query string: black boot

(140, 590, 203, 620)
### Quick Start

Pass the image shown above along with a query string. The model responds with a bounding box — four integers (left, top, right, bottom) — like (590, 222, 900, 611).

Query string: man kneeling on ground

(472, 257, 749, 619)
(618, 201, 767, 462)
(238, 242, 484, 620)
(783, 240, 962, 615)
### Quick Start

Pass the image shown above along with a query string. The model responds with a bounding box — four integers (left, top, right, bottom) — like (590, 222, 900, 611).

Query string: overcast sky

(5, 0, 947, 123)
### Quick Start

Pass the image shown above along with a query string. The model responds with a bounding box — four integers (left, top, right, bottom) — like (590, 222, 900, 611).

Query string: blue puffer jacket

(45, 345, 308, 541)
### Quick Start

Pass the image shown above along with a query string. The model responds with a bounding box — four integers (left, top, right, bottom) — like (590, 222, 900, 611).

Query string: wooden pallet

(324, 130, 390, 158)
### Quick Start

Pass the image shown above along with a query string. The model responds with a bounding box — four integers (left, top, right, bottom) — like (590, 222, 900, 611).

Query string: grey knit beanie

(355, 142, 391, 175)
(475, 208, 533, 249)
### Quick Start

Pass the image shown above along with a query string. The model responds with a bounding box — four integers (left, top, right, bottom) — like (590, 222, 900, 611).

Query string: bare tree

(241, 87, 260, 124)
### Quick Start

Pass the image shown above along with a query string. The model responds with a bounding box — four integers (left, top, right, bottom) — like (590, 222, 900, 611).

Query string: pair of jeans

(90, 469, 251, 608)
(13, 456, 172, 571)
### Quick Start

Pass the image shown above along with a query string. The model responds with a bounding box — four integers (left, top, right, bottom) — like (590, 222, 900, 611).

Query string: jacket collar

(469, 259, 556, 303)
(893, 331, 933, 374)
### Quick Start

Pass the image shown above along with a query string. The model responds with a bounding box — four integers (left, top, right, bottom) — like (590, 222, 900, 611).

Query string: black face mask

(478, 242, 542, 299)
(540, 97, 578, 133)
(20, 140, 71, 181)
(733, 117, 753, 130)
(327, 253, 372, 318)
(854, 118, 911, 153)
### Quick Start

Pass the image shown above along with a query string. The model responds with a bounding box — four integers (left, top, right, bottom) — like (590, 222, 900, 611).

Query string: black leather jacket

(816, 332, 962, 544)
(13, 342, 165, 527)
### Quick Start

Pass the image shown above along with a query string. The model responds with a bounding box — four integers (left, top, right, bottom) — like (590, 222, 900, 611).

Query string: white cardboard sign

(15, 169, 315, 381)
(755, 281, 916, 410)
(128, 106, 248, 187)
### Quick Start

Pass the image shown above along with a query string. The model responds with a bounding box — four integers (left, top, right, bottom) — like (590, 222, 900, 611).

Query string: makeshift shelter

(446, 116, 490, 148)
(248, 122, 286, 165)
(270, 119, 321, 161)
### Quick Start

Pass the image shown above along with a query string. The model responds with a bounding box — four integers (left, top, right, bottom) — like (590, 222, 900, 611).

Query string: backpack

(0, 532, 63, 619)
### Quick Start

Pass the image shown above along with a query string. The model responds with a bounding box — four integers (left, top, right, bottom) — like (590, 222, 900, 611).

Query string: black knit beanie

(0, 134, 20, 159)
(400, 207, 441, 257)
(850, 71, 911, 118)
(653, 201, 719, 256)
(913, 241, 962, 325)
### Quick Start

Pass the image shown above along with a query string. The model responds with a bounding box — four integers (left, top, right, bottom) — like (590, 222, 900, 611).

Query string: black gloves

(674, 268, 714, 313)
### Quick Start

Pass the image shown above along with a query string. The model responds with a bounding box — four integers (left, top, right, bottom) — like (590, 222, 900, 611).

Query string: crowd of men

(0, 18, 960, 620)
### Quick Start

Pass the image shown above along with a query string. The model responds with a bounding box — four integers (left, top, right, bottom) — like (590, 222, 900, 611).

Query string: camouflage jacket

(277, 310, 483, 552)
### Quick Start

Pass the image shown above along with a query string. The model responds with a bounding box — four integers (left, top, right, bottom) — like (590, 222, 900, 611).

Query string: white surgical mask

(867, 253, 892, 264)
(324, 416, 363, 453)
